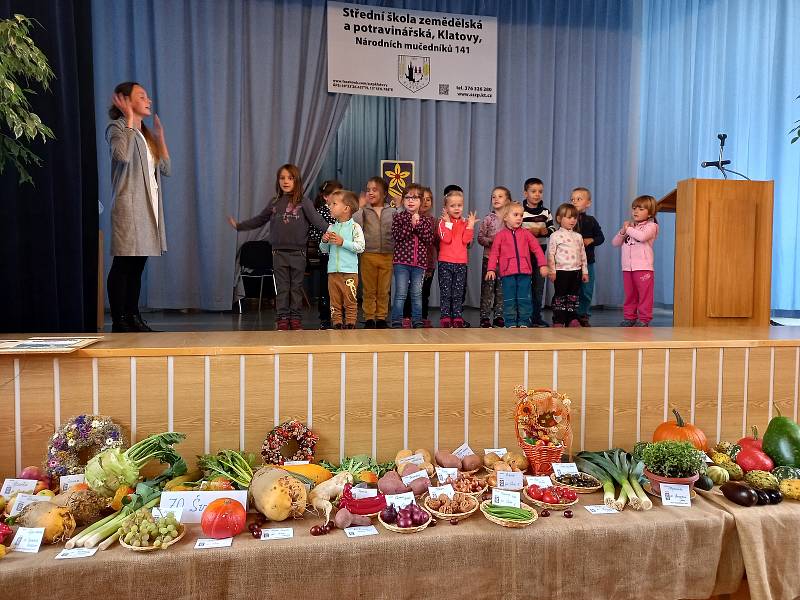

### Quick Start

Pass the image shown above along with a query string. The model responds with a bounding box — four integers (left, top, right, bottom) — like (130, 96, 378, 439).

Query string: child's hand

(227, 216, 238, 229)
(321, 231, 331, 242)
(440, 208, 450, 223)
(582, 273, 589, 283)
(411, 213, 420, 226)
(329, 232, 344, 246)
(547, 270, 556, 282)
(539, 266, 549, 277)
(583, 237, 593, 247)
(359, 191, 367, 208)
(485, 270, 496, 281)
(467, 211, 478, 228)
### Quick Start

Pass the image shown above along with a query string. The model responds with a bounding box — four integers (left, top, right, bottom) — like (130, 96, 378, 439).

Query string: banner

(381, 160, 415, 207)
(327, 1, 497, 104)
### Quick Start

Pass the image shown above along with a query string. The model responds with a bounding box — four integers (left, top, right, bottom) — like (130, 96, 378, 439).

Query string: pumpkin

(653, 408, 708, 452)
(200, 497, 247, 539)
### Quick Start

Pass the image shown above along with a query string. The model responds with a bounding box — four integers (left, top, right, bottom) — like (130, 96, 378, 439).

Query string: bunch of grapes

(118, 508, 180, 549)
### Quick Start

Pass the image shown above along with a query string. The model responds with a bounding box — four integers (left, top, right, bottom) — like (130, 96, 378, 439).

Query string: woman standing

(106, 82, 170, 332)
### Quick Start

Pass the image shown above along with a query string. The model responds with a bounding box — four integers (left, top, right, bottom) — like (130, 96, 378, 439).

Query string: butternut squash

(281, 463, 333, 485)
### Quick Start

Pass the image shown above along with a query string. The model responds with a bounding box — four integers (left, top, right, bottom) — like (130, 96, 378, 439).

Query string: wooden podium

(657, 179, 773, 327)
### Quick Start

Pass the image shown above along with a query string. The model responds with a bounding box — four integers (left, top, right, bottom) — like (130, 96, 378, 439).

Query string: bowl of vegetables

(479, 501, 537, 528)
(523, 484, 579, 511)
(378, 502, 431, 533)
(118, 508, 184, 551)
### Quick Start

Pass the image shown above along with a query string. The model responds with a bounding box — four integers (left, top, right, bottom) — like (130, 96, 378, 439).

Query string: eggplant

(765, 489, 783, 504)
(720, 482, 759, 507)
(756, 490, 770, 505)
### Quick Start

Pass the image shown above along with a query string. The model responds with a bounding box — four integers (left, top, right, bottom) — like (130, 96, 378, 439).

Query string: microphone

(717, 133, 727, 148)
(701, 160, 731, 169)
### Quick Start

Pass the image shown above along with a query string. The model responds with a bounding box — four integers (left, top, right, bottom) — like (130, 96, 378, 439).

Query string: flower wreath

(45, 414, 125, 478)
(261, 419, 318, 465)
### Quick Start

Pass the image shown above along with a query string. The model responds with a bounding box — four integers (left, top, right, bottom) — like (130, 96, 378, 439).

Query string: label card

(496, 471, 524, 490)
(195, 537, 233, 549)
(160, 490, 247, 523)
(1, 478, 37, 498)
(484, 448, 507, 457)
(435, 467, 459, 484)
(428, 484, 455, 499)
(397, 453, 425, 466)
(55, 547, 98, 560)
(401, 470, 429, 486)
(660, 483, 691, 507)
(151, 507, 184, 522)
(350, 487, 378, 499)
(452, 443, 475, 458)
(525, 476, 552, 488)
(491, 488, 521, 508)
(260, 528, 294, 540)
(283, 460, 310, 466)
(551, 462, 579, 476)
(59, 474, 85, 492)
(9, 493, 51, 517)
(584, 505, 619, 515)
(344, 525, 379, 538)
(385, 492, 415, 509)
(10, 527, 45, 553)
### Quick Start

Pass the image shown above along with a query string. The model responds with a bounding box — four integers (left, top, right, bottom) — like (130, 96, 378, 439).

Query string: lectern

(657, 179, 773, 327)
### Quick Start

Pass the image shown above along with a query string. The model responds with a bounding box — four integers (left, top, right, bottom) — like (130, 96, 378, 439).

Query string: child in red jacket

(437, 189, 477, 328)
(486, 202, 549, 327)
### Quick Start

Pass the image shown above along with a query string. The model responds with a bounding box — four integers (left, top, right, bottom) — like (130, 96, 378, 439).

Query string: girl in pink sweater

(437, 189, 477, 328)
(612, 195, 659, 327)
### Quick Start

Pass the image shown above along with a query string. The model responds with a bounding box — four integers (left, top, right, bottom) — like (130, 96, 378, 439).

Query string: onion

(397, 516, 413, 528)
(380, 506, 397, 524)
(19, 466, 46, 481)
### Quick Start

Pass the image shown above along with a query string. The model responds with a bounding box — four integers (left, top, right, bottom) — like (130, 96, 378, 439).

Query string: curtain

(91, 0, 350, 310)
(0, 0, 98, 333)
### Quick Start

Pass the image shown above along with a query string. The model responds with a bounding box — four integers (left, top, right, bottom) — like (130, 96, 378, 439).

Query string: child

(230, 163, 331, 331)
(612, 195, 659, 327)
(547, 203, 589, 327)
(437, 189, 477, 328)
(403, 186, 436, 327)
(477, 186, 511, 328)
(485, 202, 549, 327)
(308, 179, 341, 329)
(390, 184, 435, 328)
(353, 176, 395, 329)
(571, 187, 604, 326)
(521, 178, 555, 327)
(320, 190, 365, 329)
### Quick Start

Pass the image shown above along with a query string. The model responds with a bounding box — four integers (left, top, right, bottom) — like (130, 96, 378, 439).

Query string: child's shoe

(440, 317, 452, 328)
(423, 319, 433, 328)
(276, 318, 290, 331)
(532, 319, 550, 328)
(552, 322, 565, 328)
(493, 316, 505, 328)
(452, 317, 465, 328)
(620, 319, 637, 327)
(319, 320, 332, 330)
(402, 317, 412, 329)
(635, 321, 650, 327)
(289, 318, 303, 330)
(391, 321, 403, 329)
(344, 323, 356, 329)
(480, 318, 491, 328)
(376, 319, 388, 329)
(577, 315, 591, 327)
(364, 319, 376, 329)
(333, 323, 343, 330)
(568, 319, 582, 327)
(413, 322, 424, 329)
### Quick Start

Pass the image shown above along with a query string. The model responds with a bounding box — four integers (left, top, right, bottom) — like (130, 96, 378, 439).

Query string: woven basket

(479, 501, 537, 528)
(522, 488, 579, 511)
(423, 495, 479, 521)
(378, 511, 431, 533)
(514, 387, 573, 475)
(119, 525, 185, 552)
(550, 473, 602, 494)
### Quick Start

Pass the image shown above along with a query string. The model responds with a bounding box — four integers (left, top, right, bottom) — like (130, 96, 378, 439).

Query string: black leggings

(107, 256, 147, 320)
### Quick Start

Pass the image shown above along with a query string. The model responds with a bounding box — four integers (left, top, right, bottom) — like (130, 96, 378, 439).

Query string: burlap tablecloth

(1, 492, 744, 600)
(699, 487, 800, 600)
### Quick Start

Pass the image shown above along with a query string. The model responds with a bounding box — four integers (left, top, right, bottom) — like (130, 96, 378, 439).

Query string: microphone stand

(699, 133, 752, 180)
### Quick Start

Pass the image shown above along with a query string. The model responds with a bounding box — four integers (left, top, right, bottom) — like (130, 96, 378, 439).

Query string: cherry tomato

(542, 491, 560, 504)
(529, 487, 544, 501)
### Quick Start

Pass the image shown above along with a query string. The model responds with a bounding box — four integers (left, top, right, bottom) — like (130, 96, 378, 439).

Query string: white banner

(327, 1, 497, 104)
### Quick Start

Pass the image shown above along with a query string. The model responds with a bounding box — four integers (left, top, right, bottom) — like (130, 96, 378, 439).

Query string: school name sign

(327, 1, 497, 104)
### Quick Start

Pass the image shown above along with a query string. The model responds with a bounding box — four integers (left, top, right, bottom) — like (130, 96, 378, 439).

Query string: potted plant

(641, 440, 704, 494)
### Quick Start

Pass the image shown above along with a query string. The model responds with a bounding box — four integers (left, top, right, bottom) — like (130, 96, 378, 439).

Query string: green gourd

(762, 406, 800, 468)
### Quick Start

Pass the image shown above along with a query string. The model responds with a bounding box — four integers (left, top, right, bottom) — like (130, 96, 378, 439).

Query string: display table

(2, 492, 751, 600)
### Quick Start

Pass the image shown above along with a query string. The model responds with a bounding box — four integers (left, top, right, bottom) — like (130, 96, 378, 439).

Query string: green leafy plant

(641, 440, 703, 478)
(0, 14, 55, 185)
(791, 94, 800, 144)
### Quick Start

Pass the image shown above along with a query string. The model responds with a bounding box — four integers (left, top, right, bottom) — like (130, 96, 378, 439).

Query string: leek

(574, 457, 616, 508)
(629, 458, 653, 510)
(578, 450, 640, 510)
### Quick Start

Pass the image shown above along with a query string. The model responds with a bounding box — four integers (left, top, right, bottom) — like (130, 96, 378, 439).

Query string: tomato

(541, 491, 560, 504)
(528, 486, 544, 500)
(563, 490, 578, 502)
(201, 498, 247, 539)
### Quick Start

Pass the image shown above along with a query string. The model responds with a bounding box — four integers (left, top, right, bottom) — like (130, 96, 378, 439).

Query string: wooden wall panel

(19, 357, 55, 467)
(640, 349, 668, 443)
(612, 350, 639, 451)
(171, 356, 204, 464)
(375, 352, 403, 462)
(666, 349, 694, 426)
(407, 352, 434, 455)
(58, 357, 94, 421)
(773, 347, 797, 424)
(498, 351, 525, 452)
(583, 350, 611, 451)
(437, 352, 466, 456)
(746, 347, 772, 437)
(0, 359, 17, 476)
(311, 354, 341, 463)
(134, 357, 169, 479)
(344, 352, 374, 459)
(209, 356, 241, 453)
(694, 348, 721, 445)
(720, 349, 747, 442)
(528, 351, 553, 392)
(555, 350, 584, 454)
(467, 351, 495, 455)
(243, 355, 274, 455)
(277, 354, 308, 426)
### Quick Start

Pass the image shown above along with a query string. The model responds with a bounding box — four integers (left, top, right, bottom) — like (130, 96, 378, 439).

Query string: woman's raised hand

(112, 93, 134, 127)
(153, 114, 165, 143)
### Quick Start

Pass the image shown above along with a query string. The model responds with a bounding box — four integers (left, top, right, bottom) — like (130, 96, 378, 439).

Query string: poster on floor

(327, 1, 497, 104)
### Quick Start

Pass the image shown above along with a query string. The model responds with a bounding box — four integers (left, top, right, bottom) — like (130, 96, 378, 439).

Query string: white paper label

(55, 547, 98, 560)
(484, 447, 507, 457)
(584, 504, 619, 515)
(703, 454, 714, 463)
(283, 460, 310, 466)
(491, 488, 521, 508)
(151, 507, 184, 522)
(551, 462, 579, 476)
(386, 492, 415, 509)
(260, 528, 294, 540)
(435, 467, 459, 484)
(9, 493, 51, 517)
(10, 527, 45, 553)
(59, 474, 85, 492)
(452, 443, 475, 459)
(401, 470, 429, 486)
(397, 453, 425, 466)
(344, 525, 379, 537)
(660, 483, 692, 507)
(159, 490, 248, 523)
(496, 471, 524, 490)
(428, 484, 455, 499)
(195, 537, 233, 549)
(350, 487, 378, 499)
(525, 476, 553, 488)
(1, 478, 37, 498)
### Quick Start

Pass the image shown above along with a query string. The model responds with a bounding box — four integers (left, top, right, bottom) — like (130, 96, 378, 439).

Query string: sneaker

(620, 319, 637, 327)
(319, 320, 332, 330)
(413, 322, 424, 328)
(552, 323, 565, 328)
(635, 321, 650, 327)
(568, 319, 582, 327)
(452, 317, 465, 328)
(532, 319, 550, 328)
(289, 318, 303, 330)
(344, 323, 356, 329)
(333, 323, 343, 330)
(423, 319, 433, 328)
(376, 319, 388, 329)
(480, 318, 491, 328)
(577, 315, 591, 327)
(440, 317, 452, 328)
(463, 320, 471, 328)
(276, 318, 290, 331)
(518, 325, 529, 328)
(493, 317, 505, 328)
(402, 317, 412, 329)
(391, 321, 403, 329)
(364, 319, 376, 329)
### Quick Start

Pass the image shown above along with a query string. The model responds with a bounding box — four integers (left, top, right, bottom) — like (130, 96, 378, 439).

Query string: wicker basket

(522, 488, 579, 511)
(514, 387, 572, 475)
(423, 495, 479, 521)
(378, 511, 431, 533)
(550, 473, 602, 494)
(119, 525, 185, 552)
(479, 501, 537, 528)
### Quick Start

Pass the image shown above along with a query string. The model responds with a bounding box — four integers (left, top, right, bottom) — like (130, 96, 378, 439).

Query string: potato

(505, 452, 529, 472)
(493, 461, 511, 472)
(395, 449, 413, 464)
(421, 462, 435, 477)
(435, 450, 462, 469)
(400, 463, 421, 477)
(409, 477, 430, 495)
(460, 454, 482, 471)
(483, 452, 501, 468)
(378, 471, 409, 495)
(414, 449, 432, 464)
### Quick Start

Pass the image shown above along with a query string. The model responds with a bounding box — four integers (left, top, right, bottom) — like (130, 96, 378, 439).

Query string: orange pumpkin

(653, 408, 708, 451)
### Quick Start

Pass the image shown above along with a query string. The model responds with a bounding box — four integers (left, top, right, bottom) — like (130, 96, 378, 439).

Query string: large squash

(250, 466, 307, 521)
(653, 408, 708, 452)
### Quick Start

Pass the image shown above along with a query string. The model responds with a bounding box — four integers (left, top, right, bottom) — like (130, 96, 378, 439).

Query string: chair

(236, 240, 277, 313)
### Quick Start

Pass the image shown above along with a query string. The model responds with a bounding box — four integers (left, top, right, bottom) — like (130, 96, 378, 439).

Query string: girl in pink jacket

(612, 195, 659, 327)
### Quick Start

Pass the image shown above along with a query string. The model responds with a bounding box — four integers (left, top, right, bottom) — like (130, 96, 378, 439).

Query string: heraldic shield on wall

(398, 55, 430, 93)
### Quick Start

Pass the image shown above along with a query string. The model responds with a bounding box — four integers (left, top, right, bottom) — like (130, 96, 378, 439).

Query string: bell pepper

(735, 445, 774, 473)
(763, 406, 800, 468)
(738, 426, 763, 450)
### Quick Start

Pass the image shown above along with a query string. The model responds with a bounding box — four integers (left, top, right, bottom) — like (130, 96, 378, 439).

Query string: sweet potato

(435, 451, 462, 469)
(378, 471, 409, 495)
(409, 477, 430, 495)
(400, 463, 421, 477)
(461, 454, 482, 471)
